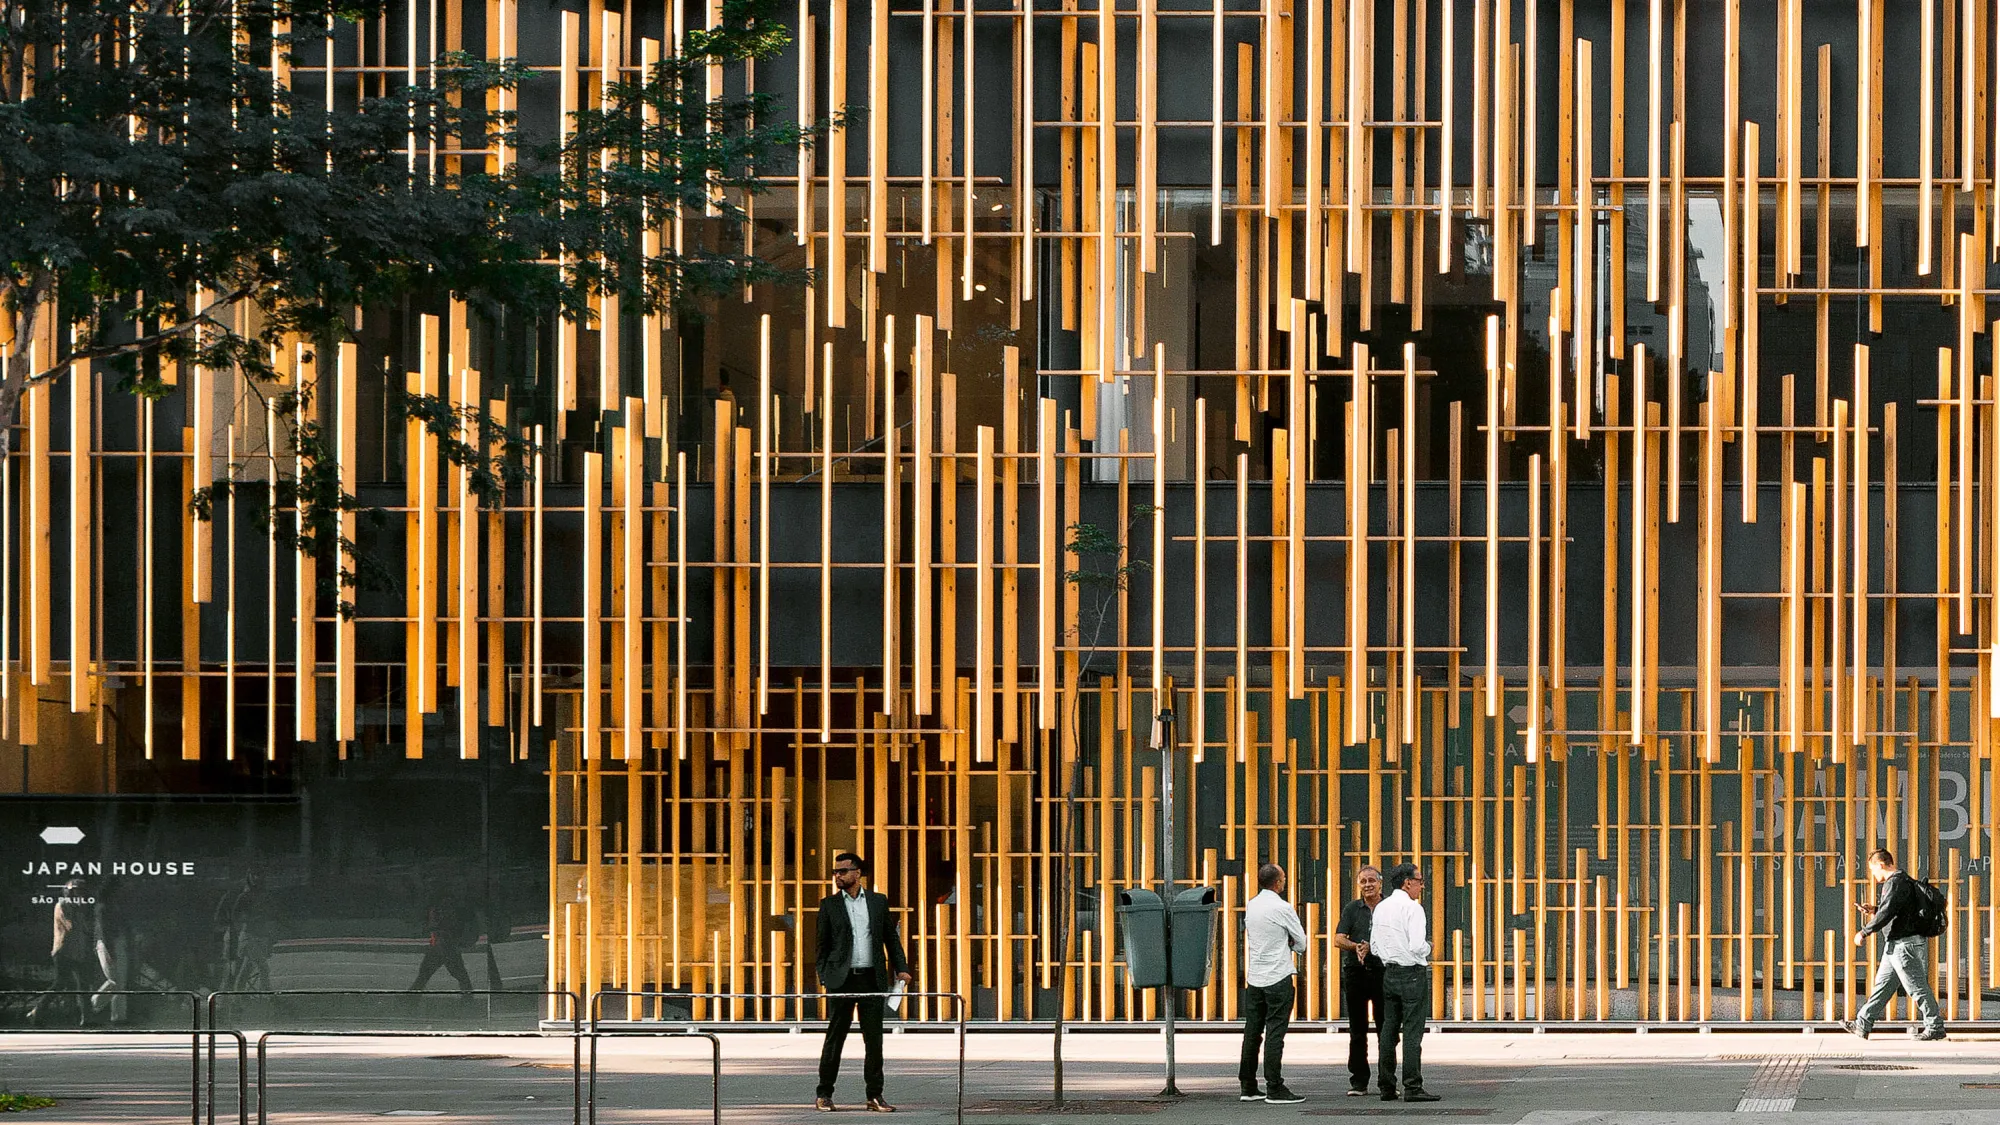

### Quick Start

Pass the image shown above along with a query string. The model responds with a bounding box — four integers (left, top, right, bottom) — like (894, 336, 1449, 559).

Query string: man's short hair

(1385, 863, 1421, 892)
(1257, 863, 1284, 890)
(1870, 848, 1896, 869)
(1357, 865, 1382, 880)
(835, 852, 869, 875)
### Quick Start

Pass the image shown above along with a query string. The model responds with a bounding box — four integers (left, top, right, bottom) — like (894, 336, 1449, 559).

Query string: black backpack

(1911, 876, 1949, 938)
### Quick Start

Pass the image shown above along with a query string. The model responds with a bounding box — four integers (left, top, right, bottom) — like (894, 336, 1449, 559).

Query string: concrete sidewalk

(5, 1027, 2000, 1123)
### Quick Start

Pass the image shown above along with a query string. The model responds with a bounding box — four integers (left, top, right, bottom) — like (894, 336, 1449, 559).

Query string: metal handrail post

(0, 988, 201, 1125)
(230, 1030, 248, 1125)
(201, 1029, 249, 1125)
(0, 1024, 242, 1125)
(586, 988, 966, 1125)
(709, 1031, 721, 1125)
(582, 1029, 720, 1125)
(255, 1028, 586, 1125)
(190, 993, 201, 1125)
(208, 987, 574, 1019)
(209, 987, 575, 1124)
(205, 992, 216, 1125)
(587, 1016, 599, 1120)
(1155, 706, 1182, 1098)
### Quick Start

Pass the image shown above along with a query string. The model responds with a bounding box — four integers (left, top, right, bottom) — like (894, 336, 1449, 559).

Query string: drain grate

(1736, 1056, 1812, 1112)
(1835, 1063, 1918, 1072)
(511, 1061, 574, 1069)
(1964, 1083, 2000, 1090)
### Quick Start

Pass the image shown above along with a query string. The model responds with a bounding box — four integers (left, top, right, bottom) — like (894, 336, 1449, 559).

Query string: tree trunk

(1049, 669, 1096, 1106)
(0, 274, 55, 457)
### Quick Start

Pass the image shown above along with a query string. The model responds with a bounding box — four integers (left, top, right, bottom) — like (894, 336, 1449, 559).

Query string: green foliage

(0, 1090, 56, 1112)
(1064, 504, 1156, 603)
(1, 1, 562, 392)
(187, 382, 392, 616)
(560, 0, 847, 315)
(3, 0, 834, 611)
(1063, 507, 1155, 594)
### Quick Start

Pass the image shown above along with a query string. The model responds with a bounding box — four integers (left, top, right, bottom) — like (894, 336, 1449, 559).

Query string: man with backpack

(1841, 849, 1947, 1041)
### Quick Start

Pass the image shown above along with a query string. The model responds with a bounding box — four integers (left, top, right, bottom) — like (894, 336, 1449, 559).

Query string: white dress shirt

(843, 890, 875, 968)
(1243, 889, 1308, 987)
(1370, 888, 1431, 967)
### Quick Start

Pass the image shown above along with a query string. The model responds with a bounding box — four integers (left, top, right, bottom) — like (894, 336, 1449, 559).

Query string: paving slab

(3, 1029, 1999, 1124)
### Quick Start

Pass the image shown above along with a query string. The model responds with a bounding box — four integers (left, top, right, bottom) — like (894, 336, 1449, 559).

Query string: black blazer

(815, 890, 912, 990)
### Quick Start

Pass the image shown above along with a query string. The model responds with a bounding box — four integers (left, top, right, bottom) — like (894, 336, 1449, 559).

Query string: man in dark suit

(815, 852, 913, 1112)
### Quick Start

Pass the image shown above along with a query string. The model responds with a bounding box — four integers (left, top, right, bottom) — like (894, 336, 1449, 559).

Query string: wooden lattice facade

(9, 0, 2000, 1023)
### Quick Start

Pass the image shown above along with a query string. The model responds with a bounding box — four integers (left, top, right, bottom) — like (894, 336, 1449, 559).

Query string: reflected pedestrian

(27, 879, 94, 1027)
(410, 890, 476, 996)
(91, 877, 131, 1024)
(216, 873, 271, 991)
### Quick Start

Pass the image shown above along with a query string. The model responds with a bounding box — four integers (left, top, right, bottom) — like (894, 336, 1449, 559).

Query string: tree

(0, 0, 829, 605)
(1049, 508, 1151, 1104)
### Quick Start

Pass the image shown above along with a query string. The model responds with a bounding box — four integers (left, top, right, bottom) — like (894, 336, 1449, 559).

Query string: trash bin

(1115, 889, 1168, 988)
(1166, 887, 1219, 988)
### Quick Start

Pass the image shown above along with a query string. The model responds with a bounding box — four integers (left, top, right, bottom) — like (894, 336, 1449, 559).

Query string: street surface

(5, 1026, 2000, 1123)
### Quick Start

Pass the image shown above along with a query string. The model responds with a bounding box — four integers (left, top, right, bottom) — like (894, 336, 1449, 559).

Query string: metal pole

(1155, 708, 1182, 1097)
(234, 1033, 248, 1125)
(193, 992, 205, 1125)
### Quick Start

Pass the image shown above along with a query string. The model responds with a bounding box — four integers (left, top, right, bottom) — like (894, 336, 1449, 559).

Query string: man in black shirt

(1841, 849, 1945, 1041)
(1332, 865, 1386, 1095)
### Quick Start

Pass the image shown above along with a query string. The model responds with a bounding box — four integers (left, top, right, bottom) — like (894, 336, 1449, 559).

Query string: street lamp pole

(1154, 706, 1182, 1097)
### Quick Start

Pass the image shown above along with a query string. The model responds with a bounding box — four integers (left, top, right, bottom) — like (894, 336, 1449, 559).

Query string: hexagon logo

(38, 827, 85, 845)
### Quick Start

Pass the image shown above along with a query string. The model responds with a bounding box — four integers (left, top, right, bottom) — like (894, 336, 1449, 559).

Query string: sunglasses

(832, 867, 858, 876)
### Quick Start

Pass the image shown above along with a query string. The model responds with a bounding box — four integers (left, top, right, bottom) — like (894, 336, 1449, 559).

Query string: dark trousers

(1343, 964, 1386, 1091)
(817, 966, 886, 1099)
(1379, 964, 1429, 1092)
(1237, 977, 1295, 1094)
(411, 947, 474, 992)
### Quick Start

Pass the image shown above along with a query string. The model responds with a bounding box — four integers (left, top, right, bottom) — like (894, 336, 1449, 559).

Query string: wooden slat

(67, 359, 89, 714)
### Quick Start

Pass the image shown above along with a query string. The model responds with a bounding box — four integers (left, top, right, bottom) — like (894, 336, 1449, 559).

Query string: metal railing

(206, 987, 579, 1030)
(207, 989, 581, 1125)
(589, 988, 968, 1125)
(0, 1026, 248, 1125)
(0, 989, 203, 1125)
(575, 1028, 722, 1125)
(253, 1029, 590, 1125)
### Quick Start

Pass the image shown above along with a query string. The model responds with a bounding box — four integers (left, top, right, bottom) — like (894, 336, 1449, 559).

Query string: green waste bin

(1167, 887, 1219, 988)
(1116, 888, 1169, 988)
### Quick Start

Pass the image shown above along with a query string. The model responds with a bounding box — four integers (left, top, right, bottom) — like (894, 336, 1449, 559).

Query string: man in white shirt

(1238, 863, 1308, 1104)
(1369, 864, 1439, 1102)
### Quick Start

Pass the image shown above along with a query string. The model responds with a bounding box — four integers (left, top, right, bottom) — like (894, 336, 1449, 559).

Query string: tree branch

(23, 286, 256, 386)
